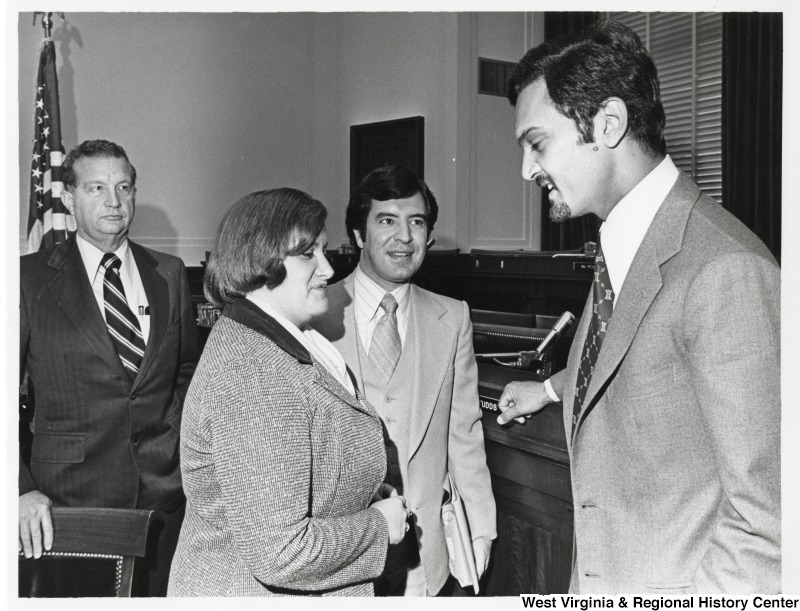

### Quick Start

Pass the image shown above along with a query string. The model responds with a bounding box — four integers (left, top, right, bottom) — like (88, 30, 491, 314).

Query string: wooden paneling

(479, 364, 574, 595)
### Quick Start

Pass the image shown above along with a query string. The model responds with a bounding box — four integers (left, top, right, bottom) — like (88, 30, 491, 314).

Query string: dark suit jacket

(552, 172, 781, 593)
(20, 236, 200, 511)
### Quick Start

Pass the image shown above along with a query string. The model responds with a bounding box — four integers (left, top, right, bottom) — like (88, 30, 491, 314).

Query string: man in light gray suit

(497, 21, 780, 593)
(314, 165, 496, 596)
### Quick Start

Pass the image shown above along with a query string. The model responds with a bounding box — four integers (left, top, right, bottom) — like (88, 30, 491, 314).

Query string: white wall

(471, 12, 544, 251)
(18, 12, 540, 263)
(313, 12, 461, 250)
(18, 12, 317, 264)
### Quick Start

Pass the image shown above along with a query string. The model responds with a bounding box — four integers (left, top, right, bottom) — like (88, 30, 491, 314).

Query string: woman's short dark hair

(204, 188, 327, 306)
(508, 20, 666, 158)
(345, 165, 438, 248)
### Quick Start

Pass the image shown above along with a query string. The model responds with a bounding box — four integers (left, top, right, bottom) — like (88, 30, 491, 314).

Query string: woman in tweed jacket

(168, 189, 408, 596)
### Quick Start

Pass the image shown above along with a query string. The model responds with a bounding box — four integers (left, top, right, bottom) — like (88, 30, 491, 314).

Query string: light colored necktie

(369, 293, 401, 384)
(101, 253, 145, 380)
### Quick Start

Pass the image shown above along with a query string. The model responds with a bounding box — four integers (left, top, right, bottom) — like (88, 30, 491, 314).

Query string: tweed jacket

(19, 236, 199, 511)
(168, 298, 389, 597)
(313, 275, 497, 594)
(550, 172, 781, 593)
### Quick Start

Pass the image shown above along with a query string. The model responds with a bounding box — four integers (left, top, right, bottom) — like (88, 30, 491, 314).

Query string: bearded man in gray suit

(314, 165, 496, 596)
(497, 21, 780, 593)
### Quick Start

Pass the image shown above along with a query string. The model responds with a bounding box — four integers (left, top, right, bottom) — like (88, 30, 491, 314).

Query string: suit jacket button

(132, 434, 140, 444)
(130, 393, 137, 401)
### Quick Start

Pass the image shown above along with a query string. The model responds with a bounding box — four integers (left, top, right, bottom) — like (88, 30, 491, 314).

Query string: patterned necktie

(101, 253, 146, 380)
(369, 293, 401, 384)
(572, 238, 615, 435)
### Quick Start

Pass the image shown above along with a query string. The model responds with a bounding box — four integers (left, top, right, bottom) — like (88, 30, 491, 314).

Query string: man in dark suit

(19, 139, 200, 596)
(497, 21, 780, 593)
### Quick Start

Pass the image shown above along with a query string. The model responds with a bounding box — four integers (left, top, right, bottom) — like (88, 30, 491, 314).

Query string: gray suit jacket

(169, 298, 389, 596)
(551, 172, 781, 593)
(313, 274, 496, 594)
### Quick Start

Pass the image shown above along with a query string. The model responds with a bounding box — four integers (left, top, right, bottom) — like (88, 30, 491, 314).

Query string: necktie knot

(380, 293, 398, 315)
(101, 253, 122, 273)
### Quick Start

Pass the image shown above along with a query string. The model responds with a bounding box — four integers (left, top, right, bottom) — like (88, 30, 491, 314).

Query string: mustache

(534, 172, 555, 189)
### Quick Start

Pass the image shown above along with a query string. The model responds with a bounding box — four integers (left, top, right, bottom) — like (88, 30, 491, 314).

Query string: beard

(549, 200, 572, 223)
(536, 172, 572, 223)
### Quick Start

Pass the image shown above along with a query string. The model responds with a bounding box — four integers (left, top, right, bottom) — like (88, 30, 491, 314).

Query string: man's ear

(596, 97, 628, 149)
(61, 189, 74, 214)
(353, 229, 365, 249)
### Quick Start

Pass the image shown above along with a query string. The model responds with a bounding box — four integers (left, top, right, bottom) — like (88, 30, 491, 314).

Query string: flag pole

(41, 12, 52, 37)
(32, 12, 65, 38)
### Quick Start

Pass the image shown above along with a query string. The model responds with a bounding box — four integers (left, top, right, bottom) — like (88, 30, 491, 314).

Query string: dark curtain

(540, 12, 602, 251)
(722, 13, 782, 262)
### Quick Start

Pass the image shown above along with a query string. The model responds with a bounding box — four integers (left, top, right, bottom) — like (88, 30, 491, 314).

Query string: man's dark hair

(345, 165, 438, 248)
(62, 139, 138, 189)
(508, 20, 666, 157)
(204, 188, 327, 306)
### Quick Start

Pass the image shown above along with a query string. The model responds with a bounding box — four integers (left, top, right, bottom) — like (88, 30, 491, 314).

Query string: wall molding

(129, 236, 214, 266)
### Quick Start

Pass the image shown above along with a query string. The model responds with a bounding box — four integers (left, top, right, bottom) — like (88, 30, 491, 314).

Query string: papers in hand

(441, 472, 480, 593)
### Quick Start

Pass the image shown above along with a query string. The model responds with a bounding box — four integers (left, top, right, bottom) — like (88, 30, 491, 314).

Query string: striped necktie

(572, 238, 615, 436)
(100, 253, 146, 380)
(369, 293, 401, 384)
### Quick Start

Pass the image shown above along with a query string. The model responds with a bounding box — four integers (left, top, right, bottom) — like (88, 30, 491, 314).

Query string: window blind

(606, 12, 723, 204)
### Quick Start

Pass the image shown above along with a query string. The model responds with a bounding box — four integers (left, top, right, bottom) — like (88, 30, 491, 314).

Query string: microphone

(533, 311, 576, 356)
(426, 238, 436, 249)
(474, 311, 576, 370)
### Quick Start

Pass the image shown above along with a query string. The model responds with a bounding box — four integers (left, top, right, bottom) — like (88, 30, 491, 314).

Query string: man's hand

(497, 381, 554, 425)
(371, 482, 398, 504)
(19, 490, 53, 559)
(472, 536, 493, 580)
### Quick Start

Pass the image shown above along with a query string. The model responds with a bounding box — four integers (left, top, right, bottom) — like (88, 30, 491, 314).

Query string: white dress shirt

(353, 265, 411, 353)
(545, 155, 680, 402)
(77, 235, 150, 345)
(246, 293, 355, 396)
(600, 155, 680, 302)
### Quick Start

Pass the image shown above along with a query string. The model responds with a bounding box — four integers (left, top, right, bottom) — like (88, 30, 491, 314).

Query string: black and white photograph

(6, 0, 798, 605)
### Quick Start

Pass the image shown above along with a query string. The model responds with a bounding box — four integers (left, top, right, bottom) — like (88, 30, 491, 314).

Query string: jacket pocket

(608, 360, 675, 398)
(31, 432, 85, 463)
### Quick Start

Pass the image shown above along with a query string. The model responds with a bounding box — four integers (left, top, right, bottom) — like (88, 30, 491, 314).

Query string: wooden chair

(19, 507, 154, 598)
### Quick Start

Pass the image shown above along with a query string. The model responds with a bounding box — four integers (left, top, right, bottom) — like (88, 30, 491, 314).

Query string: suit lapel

(563, 292, 594, 443)
(574, 173, 700, 434)
(407, 286, 452, 461)
(312, 362, 379, 419)
(45, 237, 128, 379)
(130, 242, 168, 390)
(333, 274, 364, 390)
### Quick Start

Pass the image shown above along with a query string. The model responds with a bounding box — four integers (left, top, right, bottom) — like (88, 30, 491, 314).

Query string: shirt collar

(353, 264, 410, 320)
(600, 155, 679, 297)
(76, 234, 131, 284)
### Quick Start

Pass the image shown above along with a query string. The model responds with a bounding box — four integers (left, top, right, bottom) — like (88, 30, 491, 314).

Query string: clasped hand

(371, 483, 410, 545)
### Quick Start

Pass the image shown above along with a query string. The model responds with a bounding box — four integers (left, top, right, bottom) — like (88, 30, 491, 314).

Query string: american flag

(26, 37, 74, 253)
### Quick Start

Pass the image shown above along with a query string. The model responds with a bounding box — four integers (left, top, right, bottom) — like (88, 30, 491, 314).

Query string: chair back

(19, 507, 154, 597)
